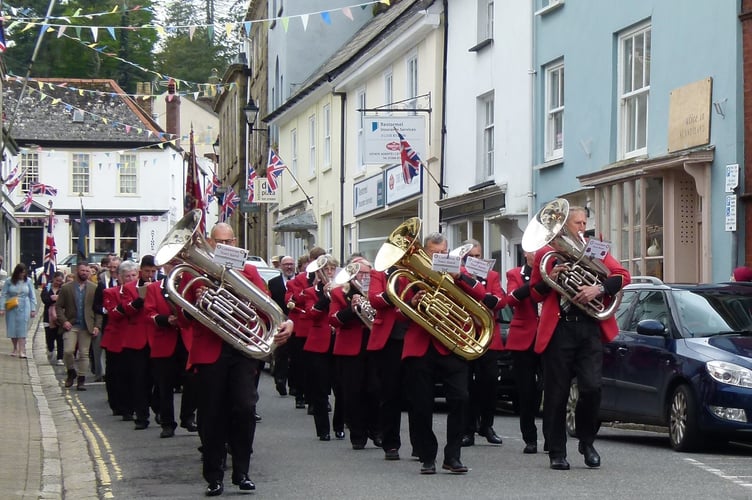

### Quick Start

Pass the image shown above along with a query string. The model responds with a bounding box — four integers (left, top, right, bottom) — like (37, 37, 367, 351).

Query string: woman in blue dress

(1, 263, 37, 358)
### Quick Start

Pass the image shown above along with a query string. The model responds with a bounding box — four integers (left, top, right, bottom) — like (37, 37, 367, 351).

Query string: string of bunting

(2, 1, 391, 35)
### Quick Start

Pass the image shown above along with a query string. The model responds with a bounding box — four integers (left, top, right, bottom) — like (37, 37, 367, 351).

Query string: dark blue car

(567, 278, 752, 451)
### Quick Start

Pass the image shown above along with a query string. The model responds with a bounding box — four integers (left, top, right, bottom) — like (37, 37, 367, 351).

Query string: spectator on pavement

(1, 263, 38, 358)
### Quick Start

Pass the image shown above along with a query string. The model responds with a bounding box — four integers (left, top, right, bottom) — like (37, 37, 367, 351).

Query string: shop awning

(272, 210, 317, 232)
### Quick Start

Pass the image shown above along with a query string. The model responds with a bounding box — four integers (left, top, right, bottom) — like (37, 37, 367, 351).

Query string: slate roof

(264, 0, 432, 122)
(2, 77, 170, 148)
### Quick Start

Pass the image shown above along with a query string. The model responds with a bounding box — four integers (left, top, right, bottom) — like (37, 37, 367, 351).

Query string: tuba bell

(333, 262, 375, 330)
(373, 218, 494, 361)
(155, 209, 287, 360)
(521, 198, 622, 320)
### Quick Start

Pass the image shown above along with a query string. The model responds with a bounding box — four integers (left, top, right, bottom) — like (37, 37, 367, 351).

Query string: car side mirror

(636, 319, 667, 336)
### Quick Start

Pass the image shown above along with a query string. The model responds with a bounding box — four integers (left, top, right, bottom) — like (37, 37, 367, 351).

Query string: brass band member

(529, 205, 630, 470)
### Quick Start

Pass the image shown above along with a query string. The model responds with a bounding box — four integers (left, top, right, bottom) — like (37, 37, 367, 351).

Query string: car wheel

(668, 384, 703, 451)
(566, 380, 578, 437)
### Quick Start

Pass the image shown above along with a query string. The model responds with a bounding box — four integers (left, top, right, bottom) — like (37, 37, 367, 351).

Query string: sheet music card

(431, 253, 461, 274)
(584, 239, 611, 260)
(465, 256, 494, 279)
(214, 243, 248, 269)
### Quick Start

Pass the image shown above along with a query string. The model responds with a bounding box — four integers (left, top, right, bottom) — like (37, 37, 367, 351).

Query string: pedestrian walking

(0, 263, 38, 358)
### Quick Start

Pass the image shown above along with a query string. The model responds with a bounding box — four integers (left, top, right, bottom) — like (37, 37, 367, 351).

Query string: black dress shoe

(319, 434, 330, 441)
(254, 413, 262, 423)
(579, 442, 601, 468)
(160, 427, 175, 438)
(460, 434, 475, 447)
(523, 443, 538, 454)
(275, 381, 288, 396)
(307, 405, 314, 415)
(442, 458, 468, 473)
(181, 421, 199, 432)
(550, 457, 570, 470)
(352, 441, 366, 450)
(334, 430, 346, 439)
(232, 474, 255, 491)
(369, 433, 383, 448)
(420, 460, 436, 475)
(122, 413, 134, 422)
(295, 398, 306, 409)
(205, 481, 223, 496)
(385, 448, 400, 460)
(134, 421, 149, 430)
(480, 428, 503, 444)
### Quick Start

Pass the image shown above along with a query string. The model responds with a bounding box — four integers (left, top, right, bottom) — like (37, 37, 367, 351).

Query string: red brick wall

(741, 0, 752, 264)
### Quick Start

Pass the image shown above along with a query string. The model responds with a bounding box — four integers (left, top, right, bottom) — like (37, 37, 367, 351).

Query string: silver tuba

(333, 262, 375, 330)
(521, 199, 622, 320)
(155, 209, 286, 360)
(306, 254, 335, 298)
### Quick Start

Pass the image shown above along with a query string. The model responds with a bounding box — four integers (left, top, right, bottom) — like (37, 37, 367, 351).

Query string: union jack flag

(30, 182, 58, 196)
(204, 172, 220, 204)
(220, 187, 240, 222)
(246, 165, 257, 202)
(4, 166, 23, 193)
(41, 208, 57, 285)
(265, 149, 287, 192)
(395, 129, 421, 184)
(21, 191, 34, 212)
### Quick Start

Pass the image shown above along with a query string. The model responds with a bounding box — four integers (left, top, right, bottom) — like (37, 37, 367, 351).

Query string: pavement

(0, 297, 99, 499)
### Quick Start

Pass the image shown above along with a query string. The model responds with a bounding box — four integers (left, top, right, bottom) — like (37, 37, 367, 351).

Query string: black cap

(140, 254, 156, 267)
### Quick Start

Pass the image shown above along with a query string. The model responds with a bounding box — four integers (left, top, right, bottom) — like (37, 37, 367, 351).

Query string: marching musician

(402, 232, 486, 475)
(179, 222, 293, 496)
(459, 239, 506, 448)
(285, 247, 326, 410)
(330, 256, 380, 449)
(101, 260, 139, 420)
(300, 255, 344, 442)
(268, 255, 297, 396)
(505, 251, 544, 454)
(119, 255, 158, 431)
(367, 261, 414, 461)
(529, 204, 630, 471)
(144, 262, 197, 438)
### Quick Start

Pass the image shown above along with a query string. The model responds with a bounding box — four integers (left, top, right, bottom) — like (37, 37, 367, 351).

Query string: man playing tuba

(528, 205, 630, 471)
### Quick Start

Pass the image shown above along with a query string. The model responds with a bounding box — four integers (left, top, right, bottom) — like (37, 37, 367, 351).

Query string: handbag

(5, 296, 19, 311)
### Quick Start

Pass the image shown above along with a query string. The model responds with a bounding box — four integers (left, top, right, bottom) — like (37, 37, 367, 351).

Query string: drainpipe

(439, 0, 449, 218)
(334, 91, 347, 261)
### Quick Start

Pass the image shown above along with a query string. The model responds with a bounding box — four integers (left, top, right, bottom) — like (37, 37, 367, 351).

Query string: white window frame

(321, 212, 332, 254)
(118, 152, 138, 195)
(384, 69, 393, 115)
(477, 0, 494, 42)
(357, 89, 366, 172)
(308, 114, 316, 179)
(20, 152, 39, 193)
(618, 22, 651, 159)
(323, 104, 331, 170)
(72, 153, 91, 195)
(406, 53, 418, 115)
(290, 128, 298, 186)
(544, 61, 564, 161)
(478, 93, 494, 180)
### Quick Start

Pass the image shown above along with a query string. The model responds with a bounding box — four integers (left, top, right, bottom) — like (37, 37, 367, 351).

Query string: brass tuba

(373, 218, 494, 361)
(333, 262, 375, 330)
(306, 254, 335, 298)
(155, 209, 286, 360)
(521, 198, 622, 320)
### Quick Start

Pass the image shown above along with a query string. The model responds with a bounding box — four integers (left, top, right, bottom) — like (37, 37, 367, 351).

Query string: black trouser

(105, 349, 129, 415)
(151, 338, 195, 429)
(464, 349, 501, 435)
(288, 335, 307, 401)
(304, 341, 343, 437)
(44, 326, 63, 359)
(511, 348, 543, 445)
(370, 338, 408, 452)
(272, 340, 290, 388)
(122, 346, 152, 425)
(542, 318, 603, 459)
(338, 349, 379, 446)
(404, 345, 468, 463)
(196, 346, 259, 484)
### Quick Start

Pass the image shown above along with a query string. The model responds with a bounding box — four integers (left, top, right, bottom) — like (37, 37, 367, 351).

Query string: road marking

(684, 457, 752, 489)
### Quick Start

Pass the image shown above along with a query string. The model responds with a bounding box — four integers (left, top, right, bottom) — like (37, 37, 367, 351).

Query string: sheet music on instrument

(465, 256, 495, 279)
(214, 243, 249, 269)
(431, 253, 461, 274)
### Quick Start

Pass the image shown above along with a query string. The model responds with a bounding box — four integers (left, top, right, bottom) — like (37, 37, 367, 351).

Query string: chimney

(135, 82, 153, 118)
(165, 79, 181, 146)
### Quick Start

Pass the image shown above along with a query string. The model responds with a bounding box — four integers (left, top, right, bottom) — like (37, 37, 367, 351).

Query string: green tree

(5, 0, 157, 92)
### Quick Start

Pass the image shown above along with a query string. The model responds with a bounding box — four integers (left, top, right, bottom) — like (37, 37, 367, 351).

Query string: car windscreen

(673, 288, 752, 337)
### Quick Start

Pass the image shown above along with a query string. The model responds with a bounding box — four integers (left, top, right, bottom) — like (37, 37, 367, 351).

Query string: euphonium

(333, 262, 375, 330)
(154, 209, 286, 360)
(521, 198, 622, 320)
(373, 218, 494, 361)
(306, 254, 335, 298)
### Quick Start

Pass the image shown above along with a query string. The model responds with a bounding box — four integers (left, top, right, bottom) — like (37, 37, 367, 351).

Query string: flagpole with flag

(186, 127, 206, 235)
(395, 127, 447, 196)
(42, 200, 57, 286)
(77, 197, 88, 262)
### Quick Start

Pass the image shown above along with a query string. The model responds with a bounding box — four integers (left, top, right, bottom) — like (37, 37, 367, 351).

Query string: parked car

(33, 252, 114, 282)
(254, 266, 281, 284)
(246, 256, 269, 268)
(566, 277, 752, 451)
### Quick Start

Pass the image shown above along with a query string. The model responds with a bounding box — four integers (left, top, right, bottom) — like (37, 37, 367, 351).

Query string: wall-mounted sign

(253, 177, 278, 203)
(353, 173, 385, 216)
(363, 115, 426, 164)
(668, 77, 712, 153)
(385, 163, 422, 205)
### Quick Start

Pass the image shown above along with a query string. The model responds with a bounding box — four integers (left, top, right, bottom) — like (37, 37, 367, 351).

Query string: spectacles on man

(214, 238, 236, 245)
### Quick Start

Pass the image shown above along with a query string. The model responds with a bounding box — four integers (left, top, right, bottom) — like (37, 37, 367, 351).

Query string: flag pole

(421, 162, 447, 197)
(279, 166, 313, 205)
